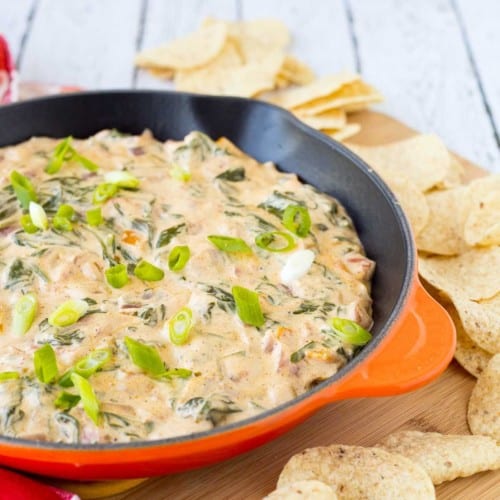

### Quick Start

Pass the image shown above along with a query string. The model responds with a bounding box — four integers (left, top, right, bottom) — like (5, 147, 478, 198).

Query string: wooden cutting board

(59, 111, 498, 500)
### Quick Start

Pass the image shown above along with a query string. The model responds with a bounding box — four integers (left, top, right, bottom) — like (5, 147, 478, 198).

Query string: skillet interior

(0, 91, 415, 452)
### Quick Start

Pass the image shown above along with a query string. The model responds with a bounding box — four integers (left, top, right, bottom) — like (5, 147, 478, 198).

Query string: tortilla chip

(264, 480, 336, 499)
(418, 247, 500, 302)
(147, 68, 175, 80)
(468, 354, 500, 441)
(348, 135, 452, 193)
(278, 55, 315, 85)
(440, 157, 464, 188)
(295, 109, 346, 131)
(268, 73, 360, 109)
(447, 303, 493, 377)
(327, 123, 361, 142)
(377, 430, 500, 485)
(463, 174, 500, 247)
(452, 294, 500, 354)
(384, 177, 430, 237)
(292, 80, 383, 116)
(135, 22, 227, 70)
(277, 445, 435, 499)
(416, 187, 469, 255)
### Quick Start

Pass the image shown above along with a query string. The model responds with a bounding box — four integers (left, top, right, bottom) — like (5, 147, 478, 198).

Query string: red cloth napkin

(0, 34, 17, 103)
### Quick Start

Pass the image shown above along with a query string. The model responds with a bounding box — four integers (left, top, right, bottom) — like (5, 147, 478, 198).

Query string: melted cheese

(0, 130, 374, 443)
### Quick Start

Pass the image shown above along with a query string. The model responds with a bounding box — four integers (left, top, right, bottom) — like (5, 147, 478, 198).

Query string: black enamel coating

(0, 91, 414, 450)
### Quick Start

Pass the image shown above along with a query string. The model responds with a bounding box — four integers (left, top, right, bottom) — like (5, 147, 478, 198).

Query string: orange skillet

(0, 92, 455, 480)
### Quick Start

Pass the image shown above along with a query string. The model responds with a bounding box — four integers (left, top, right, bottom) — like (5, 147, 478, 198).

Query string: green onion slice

(56, 204, 75, 220)
(74, 153, 99, 172)
(105, 263, 129, 288)
(171, 163, 191, 182)
(59, 349, 111, 387)
(282, 205, 311, 238)
(12, 293, 38, 335)
(29, 201, 49, 231)
(10, 170, 37, 210)
(54, 391, 80, 410)
(104, 170, 140, 189)
(20, 214, 39, 234)
(159, 368, 192, 380)
(134, 260, 164, 281)
(34, 344, 58, 383)
(0, 371, 20, 382)
(92, 183, 118, 204)
(86, 207, 103, 226)
(70, 373, 100, 425)
(169, 307, 193, 345)
(255, 231, 296, 252)
(168, 245, 190, 271)
(207, 235, 252, 253)
(124, 336, 165, 376)
(48, 299, 89, 327)
(45, 137, 74, 174)
(53, 215, 73, 232)
(232, 286, 265, 327)
(329, 317, 372, 346)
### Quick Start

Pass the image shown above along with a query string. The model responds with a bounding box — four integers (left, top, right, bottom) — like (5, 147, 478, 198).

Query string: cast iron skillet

(0, 92, 455, 480)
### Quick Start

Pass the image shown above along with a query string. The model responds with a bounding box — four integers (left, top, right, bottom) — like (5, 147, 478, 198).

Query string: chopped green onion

(20, 214, 38, 234)
(74, 153, 99, 172)
(45, 137, 73, 174)
(207, 235, 252, 253)
(282, 205, 311, 238)
(255, 231, 296, 252)
(53, 215, 73, 232)
(168, 245, 191, 271)
(59, 348, 111, 387)
(104, 170, 140, 189)
(134, 260, 164, 281)
(29, 201, 49, 230)
(329, 317, 372, 346)
(10, 170, 37, 210)
(12, 293, 38, 335)
(48, 299, 89, 327)
(86, 207, 103, 226)
(34, 344, 58, 384)
(70, 373, 100, 425)
(0, 371, 20, 382)
(159, 368, 192, 380)
(232, 286, 265, 327)
(169, 307, 193, 345)
(105, 263, 129, 288)
(56, 204, 75, 220)
(54, 391, 80, 410)
(59, 349, 111, 387)
(171, 163, 191, 182)
(124, 336, 165, 376)
(280, 249, 315, 284)
(92, 183, 118, 204)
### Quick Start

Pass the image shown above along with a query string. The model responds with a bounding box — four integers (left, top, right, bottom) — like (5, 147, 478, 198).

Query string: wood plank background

(1, 0, 499, 172)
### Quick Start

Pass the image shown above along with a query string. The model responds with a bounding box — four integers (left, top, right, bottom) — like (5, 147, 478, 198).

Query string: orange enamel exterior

(0, 273, 455, 481)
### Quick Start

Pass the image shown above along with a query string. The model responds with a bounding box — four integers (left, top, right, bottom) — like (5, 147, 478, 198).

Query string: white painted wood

(350, 0, 500, 172)
(455, 0, 500, 147)
(241, 0, 356, 76)
(19, 0, 142, 89)
(135, 0, 238, 89)
(0, 0, 35, 61)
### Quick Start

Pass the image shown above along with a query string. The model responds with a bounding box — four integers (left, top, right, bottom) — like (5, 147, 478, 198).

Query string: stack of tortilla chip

(135, 18, 383, 141)
(345, 136, 500, 443)
(135, 18, 315, 98)
(264, 73, 383, 141)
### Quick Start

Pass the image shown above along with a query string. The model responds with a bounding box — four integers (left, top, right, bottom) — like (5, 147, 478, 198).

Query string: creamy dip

(0, 130, 374, 443)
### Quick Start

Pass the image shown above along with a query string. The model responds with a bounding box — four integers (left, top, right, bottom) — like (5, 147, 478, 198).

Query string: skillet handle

(324, 280, 456, 400)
